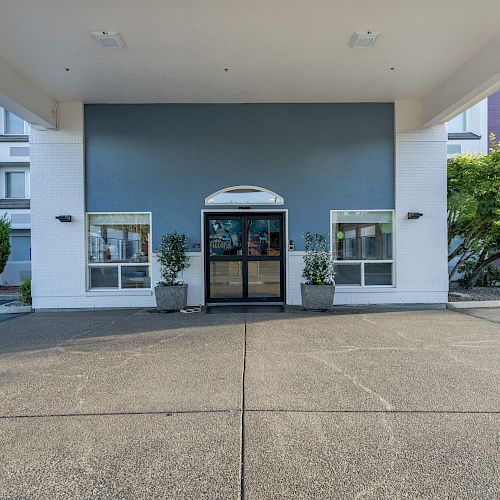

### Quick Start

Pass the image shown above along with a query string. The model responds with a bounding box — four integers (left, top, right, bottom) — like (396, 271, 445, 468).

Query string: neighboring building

(0, 107, 31, 285)
(447, 90, 500, 156)
(488, 91, 500, 143)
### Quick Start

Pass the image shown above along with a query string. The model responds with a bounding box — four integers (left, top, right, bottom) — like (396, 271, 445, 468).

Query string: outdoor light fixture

(407, 212, 423, 220)
(55, 215, 72, 222)
(349, 30, 381, 48)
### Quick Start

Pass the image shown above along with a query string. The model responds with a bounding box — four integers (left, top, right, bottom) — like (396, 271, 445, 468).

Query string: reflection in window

(205, 186, 284, 205)
(210, 261, 243, 299)
(121, 266, 151, 288)
(248, 261, 281, 297)
(247, 219, 281, 256)
(87, 213, 151, 289)
(88, 213, 150, 263)
(333, 211, 392, 261)
(208, 219, 242, 256)
(6, 172, 25, 198)
(335, 263, 362, 285)
(332, 211, 393, 286)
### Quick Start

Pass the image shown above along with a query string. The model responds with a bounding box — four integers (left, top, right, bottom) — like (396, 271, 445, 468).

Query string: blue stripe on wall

(85, 103, 394, 250)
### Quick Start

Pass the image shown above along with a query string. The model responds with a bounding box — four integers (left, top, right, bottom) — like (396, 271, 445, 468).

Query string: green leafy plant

(448, 135, 500, 287)
(302, 232, 335, 285)
(457, 260, 500, 288)
(156, 232, 190, 286)
(0, 214, 11, 276)
(18, 278, 31, 305)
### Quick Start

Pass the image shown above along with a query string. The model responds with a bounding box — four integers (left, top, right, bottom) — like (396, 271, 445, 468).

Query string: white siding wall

(447, 99, 488, 156)
(31, 101, 448, 308)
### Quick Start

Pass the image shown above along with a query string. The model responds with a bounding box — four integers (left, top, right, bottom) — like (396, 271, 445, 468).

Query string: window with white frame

(331, 210, 394, 286)
(87, 213, 151, 290)
(5, 172, 26, 198)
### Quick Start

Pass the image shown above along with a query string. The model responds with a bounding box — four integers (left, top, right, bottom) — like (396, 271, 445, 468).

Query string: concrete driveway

(0, 308, 499, 498)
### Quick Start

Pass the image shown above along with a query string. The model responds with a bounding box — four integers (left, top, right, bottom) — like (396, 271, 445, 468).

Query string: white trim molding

(205, 185, 284, 206)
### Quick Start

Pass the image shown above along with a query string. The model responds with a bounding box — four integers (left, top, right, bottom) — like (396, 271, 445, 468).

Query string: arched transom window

(205, 186, 284, 206)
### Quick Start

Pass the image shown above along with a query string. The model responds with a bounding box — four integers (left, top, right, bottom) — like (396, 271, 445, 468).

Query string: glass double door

(205, 213, 285, 303)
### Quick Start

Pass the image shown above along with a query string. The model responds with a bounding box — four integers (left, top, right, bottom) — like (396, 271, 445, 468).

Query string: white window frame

(86, 212, 153, 291)
(205, 185, 284, 206)
(330, 209, 395, 287)
(5, 170, 26, 199)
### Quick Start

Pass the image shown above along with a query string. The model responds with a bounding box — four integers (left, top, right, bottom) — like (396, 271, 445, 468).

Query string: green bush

(19, 278, 31, 305)
(302, 232, 335, 285)
(457, 260, 500, 288)
(156, 232, 190, 286)
(0, 214, 11, 276)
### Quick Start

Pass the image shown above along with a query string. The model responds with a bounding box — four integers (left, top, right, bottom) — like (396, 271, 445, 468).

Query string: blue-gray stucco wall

(85, 103, 394, 250)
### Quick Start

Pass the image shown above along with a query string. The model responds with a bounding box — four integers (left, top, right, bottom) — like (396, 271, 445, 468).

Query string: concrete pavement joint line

(239, 314, 248, 500)
(0, 409, 240, 420)
(1, 408, 500, 421)
(244, 409, 500, 414)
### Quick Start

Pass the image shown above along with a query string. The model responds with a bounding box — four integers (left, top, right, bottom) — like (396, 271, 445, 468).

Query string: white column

(393, 101, 449, 303)
(30, 103, 86, 308)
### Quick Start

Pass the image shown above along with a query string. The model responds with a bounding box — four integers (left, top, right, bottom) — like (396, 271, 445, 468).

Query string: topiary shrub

(19, 278, 31, 304)
(156, 232, 190, 286)
(302, 232, 335, 285)
(0, 214, 11, 276)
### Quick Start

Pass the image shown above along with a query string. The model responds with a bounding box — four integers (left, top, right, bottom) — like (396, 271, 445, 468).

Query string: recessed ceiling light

(349, 30, 381, 49)
(91, 30, 126, 48)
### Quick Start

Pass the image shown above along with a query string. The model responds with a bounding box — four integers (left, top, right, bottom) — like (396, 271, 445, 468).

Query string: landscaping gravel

(449, 285, 500, 302)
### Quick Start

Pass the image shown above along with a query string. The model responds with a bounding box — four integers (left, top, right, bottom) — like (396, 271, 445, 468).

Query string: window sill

(85, 289, 153, 296)
(0, 135, 29, 142)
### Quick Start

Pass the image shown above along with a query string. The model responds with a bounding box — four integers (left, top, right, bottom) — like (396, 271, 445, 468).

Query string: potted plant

(155, 232, 190, 312)
(301, 232, 335, 310)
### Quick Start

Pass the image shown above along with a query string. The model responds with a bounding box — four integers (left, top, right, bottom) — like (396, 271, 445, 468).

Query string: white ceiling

(1, 0, 500, 104)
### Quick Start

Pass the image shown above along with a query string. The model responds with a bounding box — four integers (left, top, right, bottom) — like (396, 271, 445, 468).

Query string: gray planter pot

(154, 284, 188, 312)
(301, 283, 335, 311)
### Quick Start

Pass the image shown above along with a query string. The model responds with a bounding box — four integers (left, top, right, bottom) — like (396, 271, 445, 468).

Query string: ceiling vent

(349, 31, 380, 48)
(91, 31, 126, 48)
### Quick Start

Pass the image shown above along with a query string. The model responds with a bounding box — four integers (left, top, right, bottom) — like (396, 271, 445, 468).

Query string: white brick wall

(393, 103, 449, 303)
(31, 101, 448, 308)
(30, 103, 86, 308)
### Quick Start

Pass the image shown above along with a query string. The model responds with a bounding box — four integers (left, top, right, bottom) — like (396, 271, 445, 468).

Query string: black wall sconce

(407, 212, 423, 220)
(55, 215, 72, 222)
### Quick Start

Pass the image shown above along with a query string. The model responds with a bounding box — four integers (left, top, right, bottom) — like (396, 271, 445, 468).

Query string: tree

(0, 215, 11, 276)
(448, 136, 500, 287)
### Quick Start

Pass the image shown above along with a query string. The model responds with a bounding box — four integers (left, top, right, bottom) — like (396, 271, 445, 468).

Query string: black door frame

(204, 211, 286, 304)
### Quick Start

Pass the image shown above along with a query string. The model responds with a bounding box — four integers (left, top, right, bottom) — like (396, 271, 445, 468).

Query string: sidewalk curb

(447, 300, 500, 309)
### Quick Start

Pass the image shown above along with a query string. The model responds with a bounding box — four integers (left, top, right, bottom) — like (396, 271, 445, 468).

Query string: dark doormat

(206, 305, 286, 314)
